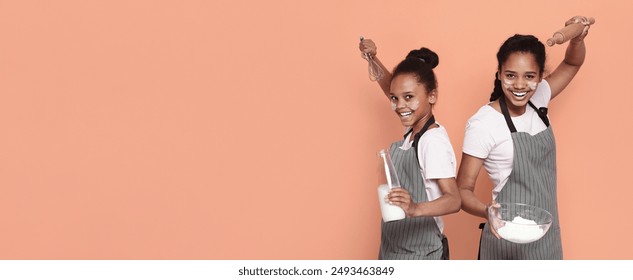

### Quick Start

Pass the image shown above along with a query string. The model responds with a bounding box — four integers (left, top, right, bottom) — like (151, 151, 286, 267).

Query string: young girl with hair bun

(359, 39, 461, 260)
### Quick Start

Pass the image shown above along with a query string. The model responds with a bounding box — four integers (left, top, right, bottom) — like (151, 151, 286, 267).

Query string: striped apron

(478, 97, 563, 259)
(379, 116, 446, 260)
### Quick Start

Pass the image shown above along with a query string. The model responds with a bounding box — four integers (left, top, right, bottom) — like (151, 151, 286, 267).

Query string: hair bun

(405, 47, 439, 69)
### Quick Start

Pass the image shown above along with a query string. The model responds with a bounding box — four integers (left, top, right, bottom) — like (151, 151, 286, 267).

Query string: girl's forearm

(563, 39, 586, 67)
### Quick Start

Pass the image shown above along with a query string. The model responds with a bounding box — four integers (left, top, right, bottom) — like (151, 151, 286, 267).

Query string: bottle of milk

(377, 149, 406, 222)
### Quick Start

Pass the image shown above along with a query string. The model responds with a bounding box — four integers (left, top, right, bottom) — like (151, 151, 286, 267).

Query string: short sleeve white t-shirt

(401, 123, 457, 233)
(462, 80, 552, 200)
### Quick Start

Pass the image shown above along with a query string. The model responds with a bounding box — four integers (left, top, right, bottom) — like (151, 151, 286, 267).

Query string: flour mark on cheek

(527, 81, 538, 91)
(503, 78, 513, 90)
(408, 100, 419, 110)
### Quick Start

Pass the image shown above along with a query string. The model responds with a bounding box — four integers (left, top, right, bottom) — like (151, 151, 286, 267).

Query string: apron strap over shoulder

(499, 96, 517, 133)
(527, 101, 550, 127)
(412, 115, 436, 154)
(402, 115, 436, 164)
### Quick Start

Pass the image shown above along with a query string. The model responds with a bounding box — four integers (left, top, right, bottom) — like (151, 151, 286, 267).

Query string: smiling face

(498, 52, 542, 115)
(389, 73, 436, 133)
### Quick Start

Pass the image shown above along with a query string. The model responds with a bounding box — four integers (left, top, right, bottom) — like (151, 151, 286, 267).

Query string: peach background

(0, 0, 631, 259)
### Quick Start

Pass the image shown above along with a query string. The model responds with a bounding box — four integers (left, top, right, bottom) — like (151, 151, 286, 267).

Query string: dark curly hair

(392, 47, 439, 92)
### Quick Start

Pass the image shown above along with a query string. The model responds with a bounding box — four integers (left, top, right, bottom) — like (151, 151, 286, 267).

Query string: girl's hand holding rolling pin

(566, 16, 591, 42)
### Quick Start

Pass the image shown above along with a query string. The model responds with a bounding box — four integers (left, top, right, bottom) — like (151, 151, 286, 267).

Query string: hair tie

(419, 58, 426, 63)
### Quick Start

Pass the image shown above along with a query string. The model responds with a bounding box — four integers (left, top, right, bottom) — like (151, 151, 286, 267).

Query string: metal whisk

(360, 36, 384, 81)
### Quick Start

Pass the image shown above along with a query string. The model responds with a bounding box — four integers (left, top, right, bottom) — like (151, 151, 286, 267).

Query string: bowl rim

(490, 202, 553, 225)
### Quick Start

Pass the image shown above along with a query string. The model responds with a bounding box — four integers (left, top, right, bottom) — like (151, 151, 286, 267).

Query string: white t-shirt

(462, 80, 552, 200)
(401, 123, 457, 233)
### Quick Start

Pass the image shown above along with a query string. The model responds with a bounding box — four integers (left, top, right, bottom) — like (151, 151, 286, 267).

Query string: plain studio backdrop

(0, 0, 631, 259)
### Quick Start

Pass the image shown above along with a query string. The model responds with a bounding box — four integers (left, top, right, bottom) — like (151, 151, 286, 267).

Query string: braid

(489, 73, 504, 102)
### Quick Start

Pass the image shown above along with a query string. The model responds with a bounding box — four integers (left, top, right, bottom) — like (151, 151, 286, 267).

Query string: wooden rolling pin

(547, 17, 595, 46)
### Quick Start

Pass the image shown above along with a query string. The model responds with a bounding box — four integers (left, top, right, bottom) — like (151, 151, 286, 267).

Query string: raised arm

(359, 38, 393, 97)
(545, 16, 591, 99)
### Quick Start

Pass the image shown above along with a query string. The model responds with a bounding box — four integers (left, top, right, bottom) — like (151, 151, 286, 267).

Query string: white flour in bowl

(497, 216, 544, 243)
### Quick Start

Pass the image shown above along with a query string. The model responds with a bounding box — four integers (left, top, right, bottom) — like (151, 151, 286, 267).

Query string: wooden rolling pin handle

(546, 17, 595, 46)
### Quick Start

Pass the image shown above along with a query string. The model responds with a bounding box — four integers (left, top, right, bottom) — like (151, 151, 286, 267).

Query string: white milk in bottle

(377, 184, 406, 222)
(377, 149, 406, 222)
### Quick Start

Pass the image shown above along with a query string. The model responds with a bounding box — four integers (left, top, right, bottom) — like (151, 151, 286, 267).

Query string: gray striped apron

(379, 116, 446, 260)
(478, 97, 563, 260)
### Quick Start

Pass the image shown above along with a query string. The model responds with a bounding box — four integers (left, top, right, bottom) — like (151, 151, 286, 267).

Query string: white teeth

(399, 111, 412, 117)
(513, 91, 527, 97)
